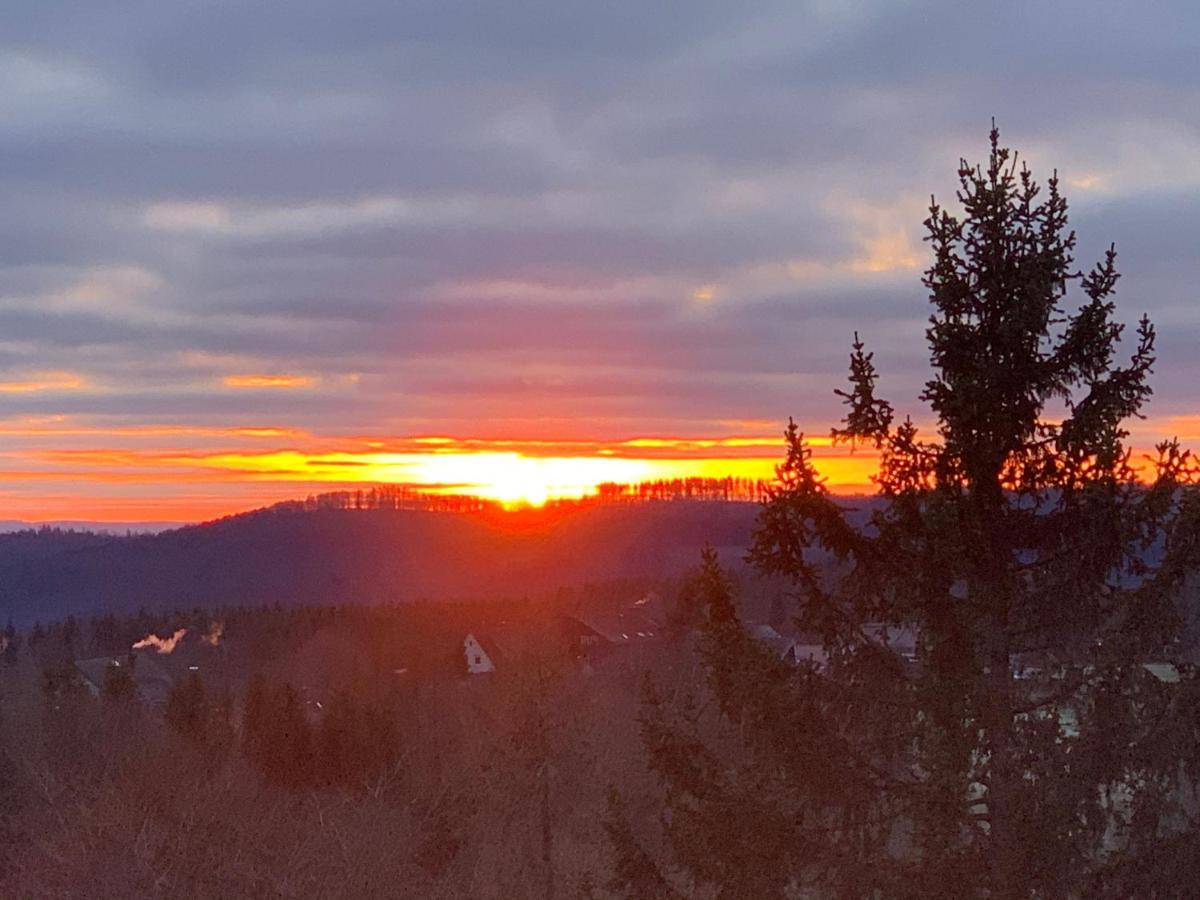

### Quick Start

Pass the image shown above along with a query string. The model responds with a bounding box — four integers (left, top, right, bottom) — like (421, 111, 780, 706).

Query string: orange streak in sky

(2, 424, 1183, 523)
(12, 437, 879, 516)
(0, 372, 85, 393)
(0, 420, 307, 439)
(222, 374, 316, 389)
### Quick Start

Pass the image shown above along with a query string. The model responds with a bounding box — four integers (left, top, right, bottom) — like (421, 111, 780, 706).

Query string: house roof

(75, 654, 174, 702)
(466, 630, 506, 663)
(746, 621, 827, 665)
(1143, 661, 1182, 684)
(566, 608, 660, 644)
(74, 657, 119, 690)
(748, 623, 795, 658)
(749, 623, 783, 641)
(862, 623, 919, 660)
(630, 591, 668, 627)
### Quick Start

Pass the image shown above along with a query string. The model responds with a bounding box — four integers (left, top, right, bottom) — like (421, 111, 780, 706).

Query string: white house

(749, 623, 828, 669)
(463, 632, 497, 675)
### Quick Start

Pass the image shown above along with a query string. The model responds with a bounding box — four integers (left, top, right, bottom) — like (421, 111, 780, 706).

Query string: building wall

(463, 633, 495, 675)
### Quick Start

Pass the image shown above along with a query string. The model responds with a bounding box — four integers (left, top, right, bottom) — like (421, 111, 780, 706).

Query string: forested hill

(0, 499, 787, 626)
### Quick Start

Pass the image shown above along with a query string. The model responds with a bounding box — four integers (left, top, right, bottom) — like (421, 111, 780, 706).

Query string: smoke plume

(132, 628, 187, 654)
(202, 621, 224, 647)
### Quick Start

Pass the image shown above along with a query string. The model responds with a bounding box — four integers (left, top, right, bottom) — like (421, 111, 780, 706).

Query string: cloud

(0, 0, 1197, 517)
(223, 374, 317, 389)
(0, 371, 86, 393)
(49, 265, 164, 314)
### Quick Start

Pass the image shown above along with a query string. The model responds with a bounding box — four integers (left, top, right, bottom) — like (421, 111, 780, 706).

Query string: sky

(2, 0, 1199, 520)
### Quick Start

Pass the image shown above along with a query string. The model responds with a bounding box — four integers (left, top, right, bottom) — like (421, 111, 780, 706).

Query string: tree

(0, 709, 20, 880)
(492, 638, 596, 900)
(314, 691, 401, 790)
(165, 672, 207, 743)
(621, 128, 1200, 898)
(627, 551, 839, 900)
(61, 616, 77, 650)
(242, 679, 314, 788)
(1, 620, 18, 667)
(102, 662, 137, 705)
(601, 789, 685, 900)
(508, 653, 564, 900)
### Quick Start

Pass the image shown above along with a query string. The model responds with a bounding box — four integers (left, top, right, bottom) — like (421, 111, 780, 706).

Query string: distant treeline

(590, 476, 771, 504)
(273, 476, 772, 516)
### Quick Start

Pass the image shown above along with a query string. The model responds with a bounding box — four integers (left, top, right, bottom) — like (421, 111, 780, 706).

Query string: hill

(0, 499, 782, 627)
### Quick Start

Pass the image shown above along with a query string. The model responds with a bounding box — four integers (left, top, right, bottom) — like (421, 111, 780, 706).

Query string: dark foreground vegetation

(0, 578, 790, 898)
(2, 130, 1200, 898)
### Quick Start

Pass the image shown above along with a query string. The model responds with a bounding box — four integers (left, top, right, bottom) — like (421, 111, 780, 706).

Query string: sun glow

(0, 420, 934, 520)
(20, 439, 883, 512)
(7, 421, 1179, 522)
(409, 453, 660, 505)
(172, 449, 792, 506)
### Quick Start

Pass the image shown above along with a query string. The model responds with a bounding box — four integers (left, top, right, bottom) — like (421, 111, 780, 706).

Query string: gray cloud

(0, 0, 1196, 455)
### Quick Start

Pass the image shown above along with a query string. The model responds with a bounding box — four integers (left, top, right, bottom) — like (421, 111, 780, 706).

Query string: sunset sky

(2, 1, 1198, 520)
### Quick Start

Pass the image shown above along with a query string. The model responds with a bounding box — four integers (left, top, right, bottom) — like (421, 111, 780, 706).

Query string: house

(75, 653, 174, 706)
(863, 623, 919, 663)
(748, 621, 919, 670)
(783, 638, 828, 668)
(748, 623, 793, 657)
(748, 623, 828, 668)
(557, 615, 611, 658)
(630, 590, 669, 627)
(1142, 661, 1182, 684)
(463, 632, 497, 675)
(562, 608, 661, 651)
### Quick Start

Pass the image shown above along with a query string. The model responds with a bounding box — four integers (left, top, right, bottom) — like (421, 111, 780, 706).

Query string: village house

(559, 607, 661, 659)
(748, 621, 919, 670)
(748, 623, 828, 668)
(462, 632, 498, 675)
(74, 652, 174, 706)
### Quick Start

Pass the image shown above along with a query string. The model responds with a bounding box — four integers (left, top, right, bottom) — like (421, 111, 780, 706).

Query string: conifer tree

(165, 671, 207, 743)
(0, 709, 19, 880)
(621, 128, 1200, 899)
(1, 620, 18, 667)
(102, 662, 137, 705)
(243, 680, 314, 788)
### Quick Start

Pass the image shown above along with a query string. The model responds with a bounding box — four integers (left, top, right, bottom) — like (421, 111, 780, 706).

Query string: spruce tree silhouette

(621, 127, 1200, 899)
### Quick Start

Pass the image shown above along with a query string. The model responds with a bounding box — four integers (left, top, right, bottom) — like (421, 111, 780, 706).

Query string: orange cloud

(622, 435, 834, 451)
(1163, 416, 1200, 440)
(223, 374, 316, 389)
(0, 419, 307, 440)
(230, 426, 309, 438)
(0, 371, 85, 393)
(849, 228, 922, 273)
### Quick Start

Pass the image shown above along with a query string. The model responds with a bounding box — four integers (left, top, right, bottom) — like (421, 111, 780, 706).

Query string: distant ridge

(0, 477, 775, 541)
(0, 498, 772, 628)
(0, 520, 185, 535)
(0, 480, 890, 628)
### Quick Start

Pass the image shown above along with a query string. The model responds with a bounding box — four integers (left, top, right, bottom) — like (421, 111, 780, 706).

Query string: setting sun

(5, 434, 888, 518)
